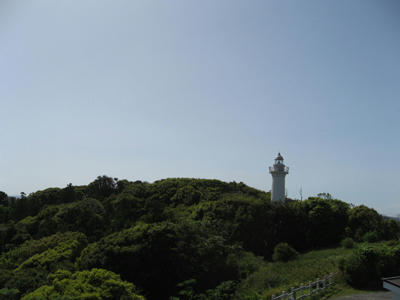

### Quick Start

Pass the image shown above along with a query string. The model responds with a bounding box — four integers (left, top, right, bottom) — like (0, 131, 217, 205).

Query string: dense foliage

(341, 242, 400, 289)
(341, 237, 355, 249)
(272, 242, 298, 262)
(0, 176, 398, 299)
(77, 222, 240, 299)
(22, 269, 144, 300)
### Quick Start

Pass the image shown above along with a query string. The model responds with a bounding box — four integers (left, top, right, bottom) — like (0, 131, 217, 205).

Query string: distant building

(269, 153, 289, 202)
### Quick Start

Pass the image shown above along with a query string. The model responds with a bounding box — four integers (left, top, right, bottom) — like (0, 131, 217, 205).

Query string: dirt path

(332, 292, 391, 300)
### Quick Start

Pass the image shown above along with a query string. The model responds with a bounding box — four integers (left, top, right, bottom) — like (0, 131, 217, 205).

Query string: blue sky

(1, 1, 400, 216)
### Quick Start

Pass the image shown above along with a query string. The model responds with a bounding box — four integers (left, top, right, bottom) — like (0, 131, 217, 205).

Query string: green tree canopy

(77, 221, 240, 300)
(22, 269, 145, 300)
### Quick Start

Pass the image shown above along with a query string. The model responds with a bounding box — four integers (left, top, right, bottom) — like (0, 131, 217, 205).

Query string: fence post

(273, 274, 336, 299)
(282, 291, 286, 300)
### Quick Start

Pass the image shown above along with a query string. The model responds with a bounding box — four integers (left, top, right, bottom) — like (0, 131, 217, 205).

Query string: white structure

(269, 153, 289, 202)
(272, 273, 334, 300)
(383, 277, 400, 300)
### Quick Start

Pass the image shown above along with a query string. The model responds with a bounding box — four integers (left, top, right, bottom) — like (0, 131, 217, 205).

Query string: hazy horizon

(1, 1, 400, 216)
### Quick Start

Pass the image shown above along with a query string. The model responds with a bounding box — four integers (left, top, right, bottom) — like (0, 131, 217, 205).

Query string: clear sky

(1, 1, 400, 216)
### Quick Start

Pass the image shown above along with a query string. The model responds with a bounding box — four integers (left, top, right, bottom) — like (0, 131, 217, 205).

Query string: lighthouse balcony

(269, 166, 289, 174)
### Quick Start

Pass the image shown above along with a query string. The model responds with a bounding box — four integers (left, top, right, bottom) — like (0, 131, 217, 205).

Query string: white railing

(271, 273, 334, 300)
(269, 166, 289, 174)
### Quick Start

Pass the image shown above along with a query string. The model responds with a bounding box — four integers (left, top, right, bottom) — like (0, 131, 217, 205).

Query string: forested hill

(0, 177, 398, 299)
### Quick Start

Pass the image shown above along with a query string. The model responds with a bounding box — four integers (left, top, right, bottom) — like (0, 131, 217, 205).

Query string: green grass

(235, 246, 357, 300)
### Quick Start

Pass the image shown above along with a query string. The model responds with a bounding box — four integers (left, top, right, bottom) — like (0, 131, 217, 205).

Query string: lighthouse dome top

(275, 153, 284, 161)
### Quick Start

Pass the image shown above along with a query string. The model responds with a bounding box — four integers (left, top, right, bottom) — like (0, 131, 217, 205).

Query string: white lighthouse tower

(269, 153, 289, 202)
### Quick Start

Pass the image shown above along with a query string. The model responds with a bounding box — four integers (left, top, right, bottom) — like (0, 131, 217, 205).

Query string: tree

(0, 205, 10, 223)
(77, 222, 240, 300)
(272, 242, 298, 262)
(0, 191, 8, 206)
(61, 183, 78, 203)
(382, 219, 400, 240)
(21, 269, 144, 300)
(109, 192, 145, 229)
(347, 205, 382, 241)
(342, 243, 400, 289)
(54, 198, 106, 238)
(1, 232, 88, 295)
(0, 288, 19, 300)
(302, 198, 349, 247)
(87, 175, 117, 198)
(317, 193, 332, 200)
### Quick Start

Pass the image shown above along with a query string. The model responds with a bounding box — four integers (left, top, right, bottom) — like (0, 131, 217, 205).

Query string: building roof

(275, 153, 284, 160)
(383, 277, 400, 288)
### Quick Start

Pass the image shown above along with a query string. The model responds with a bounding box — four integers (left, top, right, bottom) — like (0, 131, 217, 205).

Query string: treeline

(0, 176, 398, 299)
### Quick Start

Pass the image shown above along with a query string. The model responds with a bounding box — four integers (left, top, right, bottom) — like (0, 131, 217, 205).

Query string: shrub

(386, 239, 399, 247)
(342, 243, 400, 288)
(272, 243, 298, 262)
(338, 257, 345, 271)
(363, 231, 378, 243)
(0, 288, 19, 300)
(203, 280, 237, 300)
(341, 237, 355, 249)
(21, 269, 144, 300)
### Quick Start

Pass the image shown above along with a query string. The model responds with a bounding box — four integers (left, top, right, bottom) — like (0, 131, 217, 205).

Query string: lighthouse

(269, 153, 289, 202)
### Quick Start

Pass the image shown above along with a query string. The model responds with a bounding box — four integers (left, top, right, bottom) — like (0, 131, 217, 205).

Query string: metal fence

(271, 273, 335, 300)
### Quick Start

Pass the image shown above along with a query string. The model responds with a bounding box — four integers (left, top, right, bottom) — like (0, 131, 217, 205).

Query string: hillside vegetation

(0, 176, 398, 299)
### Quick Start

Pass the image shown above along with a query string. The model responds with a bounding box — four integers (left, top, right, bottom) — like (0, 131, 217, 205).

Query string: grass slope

(236, 246, 369, 300)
